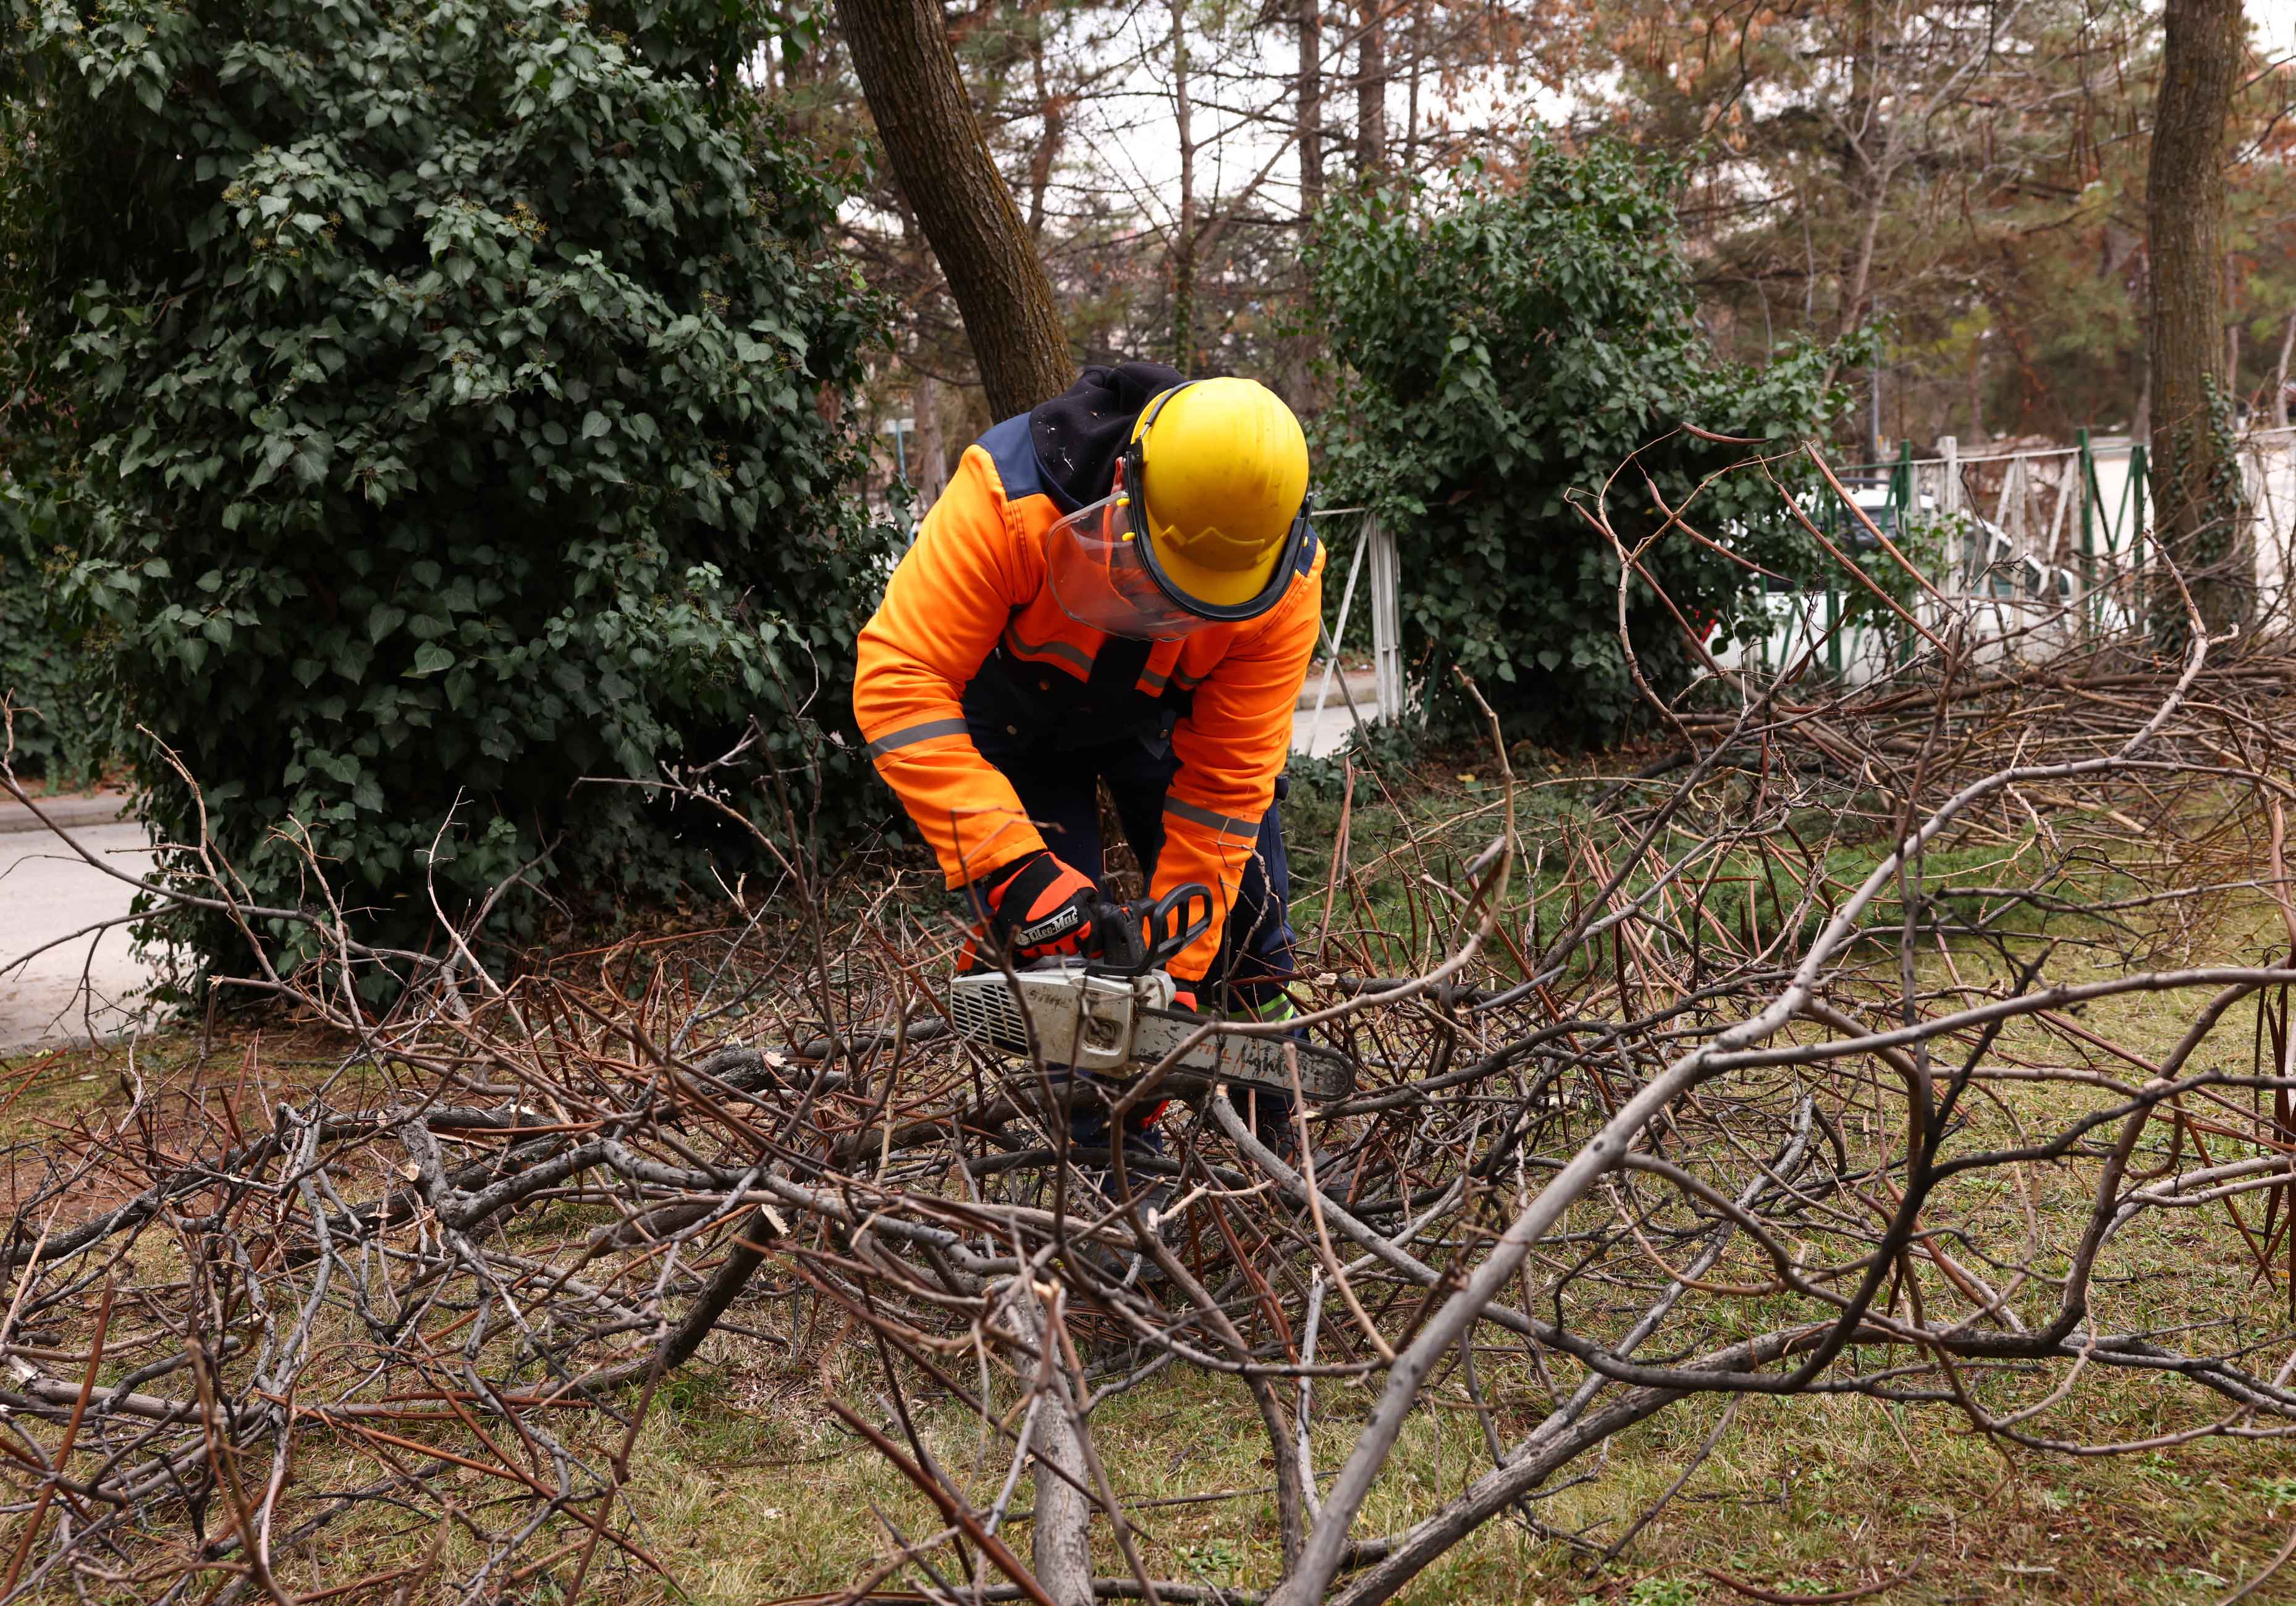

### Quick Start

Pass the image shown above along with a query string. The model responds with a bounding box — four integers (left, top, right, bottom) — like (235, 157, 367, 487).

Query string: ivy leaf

(11, 0, 897, 981)
(1307, 138, 1860, 747)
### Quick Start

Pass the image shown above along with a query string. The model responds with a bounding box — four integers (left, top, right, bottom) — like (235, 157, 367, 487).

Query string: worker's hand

(981, 851, 1099, 961)
(1168, 984, 1197, 1013)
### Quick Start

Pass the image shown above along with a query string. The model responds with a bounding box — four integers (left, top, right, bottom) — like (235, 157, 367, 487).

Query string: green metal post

(2077, 428, 2094, 634)
(2077, 429, 2094, 563)
(2129, 442, 2148, 629)
(1826, 584, 1842, 677)
(1894, 440, 1916, 665)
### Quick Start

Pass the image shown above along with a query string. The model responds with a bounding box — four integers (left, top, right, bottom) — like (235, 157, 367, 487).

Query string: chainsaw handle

(1088, 883, 1213, 976)
(1139, 883, 1212, 969)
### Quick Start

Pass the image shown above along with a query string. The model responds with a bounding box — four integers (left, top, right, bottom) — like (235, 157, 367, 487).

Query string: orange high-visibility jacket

(853, 396, 1324, 982)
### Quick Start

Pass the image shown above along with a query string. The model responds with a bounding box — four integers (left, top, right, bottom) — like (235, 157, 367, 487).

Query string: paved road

(1292, 667, 1382, 759)
(0, 822, 159, 1054)
(1292, 701, 1372, 759)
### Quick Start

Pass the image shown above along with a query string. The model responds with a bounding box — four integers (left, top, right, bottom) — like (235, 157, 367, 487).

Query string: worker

(853, 361, 1320, 1161)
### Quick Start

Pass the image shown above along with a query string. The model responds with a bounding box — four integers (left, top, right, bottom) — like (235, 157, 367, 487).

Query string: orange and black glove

(979, 851, 1100, 962)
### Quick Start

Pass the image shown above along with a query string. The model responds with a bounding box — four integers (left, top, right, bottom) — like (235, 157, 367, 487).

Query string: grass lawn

(8, 944, 2296, 1606)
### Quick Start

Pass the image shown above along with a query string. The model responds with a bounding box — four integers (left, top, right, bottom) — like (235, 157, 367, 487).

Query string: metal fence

(1303, 507, 1404, 733)
(1304, 429, 2296, 721)
(1737, 426, 2296, 684)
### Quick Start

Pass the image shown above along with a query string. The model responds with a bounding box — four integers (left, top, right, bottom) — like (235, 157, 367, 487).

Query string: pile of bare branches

(8, 455, 2296, 1605)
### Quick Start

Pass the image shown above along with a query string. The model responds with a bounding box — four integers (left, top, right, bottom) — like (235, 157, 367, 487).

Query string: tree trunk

(1298, 0, 1323, 216)
(1171, 0, 1196, 369)
(2225, 250, 2242, 391)
(2145, 0, 2248, 639)
(1354, 0, 1385, 179)
(1025, 17, 1065, 246)
(836, 0, 1072, 418)
(1403, 0, 1422, 180)
(1002, 1284, 1092, 1606)
(2133, 328, 2152, 444)
(2105, 222, 2151, 440)
(1965, 330, 1987, 445)
(2273, 306, 2295, 430)
(1837, 181, 1888, 346)
(1288, 0, 1323, 408)
(913, 371, 946, 505)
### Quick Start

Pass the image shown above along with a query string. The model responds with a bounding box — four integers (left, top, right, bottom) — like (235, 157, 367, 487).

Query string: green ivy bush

(1307, 143, 1872, 746)
(0, 529, 71, 778)
(3, 0, 890, 978)
(1, 456, 109, 784)
(0, 316, 116, 784)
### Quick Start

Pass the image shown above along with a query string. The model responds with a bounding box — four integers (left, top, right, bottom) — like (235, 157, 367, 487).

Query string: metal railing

(1307, 427, 2296, 716)
(1306, 507, 1403, 732)
(1747, 426, 2296, 683)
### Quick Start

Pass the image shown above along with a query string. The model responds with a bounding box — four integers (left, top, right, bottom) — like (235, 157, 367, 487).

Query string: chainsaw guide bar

(947, 962, 1354, 1103)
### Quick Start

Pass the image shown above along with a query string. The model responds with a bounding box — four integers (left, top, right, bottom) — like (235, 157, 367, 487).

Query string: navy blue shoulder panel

(976, 413, 1079, 513)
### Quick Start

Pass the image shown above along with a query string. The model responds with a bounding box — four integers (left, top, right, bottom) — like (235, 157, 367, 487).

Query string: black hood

(1028, 361, 1186, 510)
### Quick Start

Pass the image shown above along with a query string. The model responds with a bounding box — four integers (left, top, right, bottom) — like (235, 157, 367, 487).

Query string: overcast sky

(1011, 0, 2291, 259)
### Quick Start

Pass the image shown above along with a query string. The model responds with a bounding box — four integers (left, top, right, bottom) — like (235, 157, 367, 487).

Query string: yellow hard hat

(1129, 379, 1310, 611)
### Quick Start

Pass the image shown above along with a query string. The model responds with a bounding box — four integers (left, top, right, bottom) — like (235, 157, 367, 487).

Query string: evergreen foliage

(0, 169, 112, 785)
(1, 0, 889, 977)
(1, 418, 110, 783)
(1308, 143, 1870, 745)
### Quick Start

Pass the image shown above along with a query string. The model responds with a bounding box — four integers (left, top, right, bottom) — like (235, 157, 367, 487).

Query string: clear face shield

(1042, 462, 1310, 641)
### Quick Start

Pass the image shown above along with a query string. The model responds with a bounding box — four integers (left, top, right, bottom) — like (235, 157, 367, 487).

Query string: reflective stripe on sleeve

(1163, 796, 1261, 840)
(866, 717, 972, 759)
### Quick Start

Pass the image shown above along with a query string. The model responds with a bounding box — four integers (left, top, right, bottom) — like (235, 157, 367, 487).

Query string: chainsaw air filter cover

(948, 962, 1174, 1075)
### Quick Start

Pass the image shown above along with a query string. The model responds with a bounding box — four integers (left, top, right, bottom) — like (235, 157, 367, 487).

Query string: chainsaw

(947, 883, 1354, 1103)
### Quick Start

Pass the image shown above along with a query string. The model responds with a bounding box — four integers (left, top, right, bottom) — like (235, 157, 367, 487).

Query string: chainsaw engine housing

(947, 962, 1355, 1101)
(947, 962, 1173, 1074)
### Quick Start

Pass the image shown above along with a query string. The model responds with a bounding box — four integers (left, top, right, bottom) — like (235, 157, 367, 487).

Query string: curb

(1298, 670, 1380, 711)
(0, 793, 134, 837)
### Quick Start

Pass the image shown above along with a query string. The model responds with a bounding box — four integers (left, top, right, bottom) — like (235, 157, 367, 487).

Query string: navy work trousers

(972, 725, 1301, 1151)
